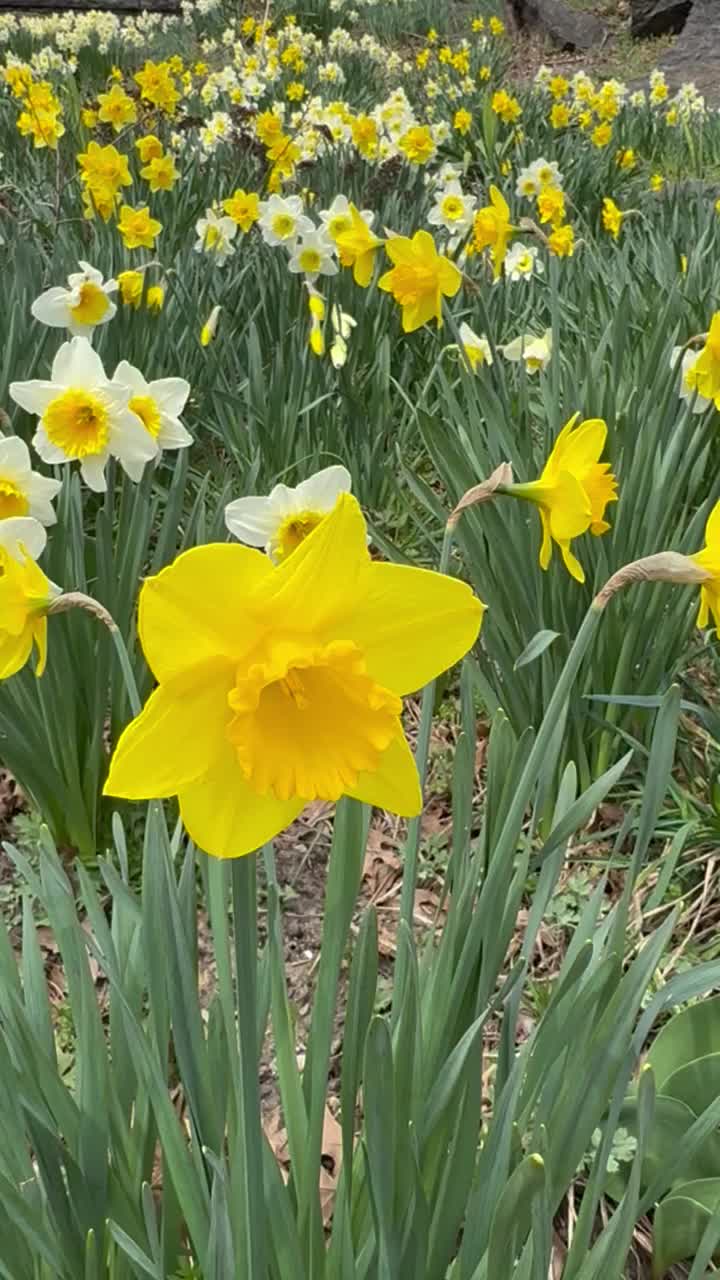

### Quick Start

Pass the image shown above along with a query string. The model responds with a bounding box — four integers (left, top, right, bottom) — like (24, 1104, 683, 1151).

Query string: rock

(630, 0, 692, 38)
(658, 0, 720, 105)
(506, 0, 607, 49)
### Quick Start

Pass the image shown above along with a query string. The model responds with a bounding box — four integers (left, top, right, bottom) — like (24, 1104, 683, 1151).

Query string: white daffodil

(319, 194, 375, 243)
(515, 166, 540, 199)
(671, 346, 713, 414)
(501, 329, 553, 373)
(31, 261, 117, 336)
(288, 230, 338, 280)
(529, 157, 563, 189)
(194, 209, 238, 263)
(458, 322, 493, 371)
(329, 305, 357, 369)
(427, 181, 476, 235)
(504, 243, 544, 283)
(9, 337, 158, 493)
(257, 194, 314, 248)
(112, 361, 192, 458)
(0, 515, 47, 562)
(0, 435, 61, 526)
(225, 464, 352, 563)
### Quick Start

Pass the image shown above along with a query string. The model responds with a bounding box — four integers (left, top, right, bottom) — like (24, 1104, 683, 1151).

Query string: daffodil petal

(346, 730, 422, 815)
(179, 742, 304, 859)
(539, 509, 552, 570)
(559, 540, 585, 584)
(138, 544, 274, 681)
(262, 493, 370, 634)
(0, 629, 32, 680)
(104, 661, 233, 798)
(339, 561, 483, 695)
(547, 471, 593, 541)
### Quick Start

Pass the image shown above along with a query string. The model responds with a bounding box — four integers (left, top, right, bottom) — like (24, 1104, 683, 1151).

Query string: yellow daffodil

(453, 108, 472, 134)
(146, 285, 165, 312)
(135, 134, 164, 163)
(683, 313, 720, 409)
(547, 224, 575, 257)
(601, 197, 624, 239)
(77, 141, 132, 206)
(591, 122, 612, 148)
(378, 230, 462, 333)
(223, 189, 260, 231)
(491, 89, 522, 123)
(650, 172, 665, 192)
(508, 414, 618, 582)
(335, 204, 383, 287)
(140, 154, 180, 193)
(117, 205, 162, 250)
(117, 270, 144, 308)
(103, 495, 483, 859)
(537, 186, 565, 226)
(97, 84, 137, 132)
(549, 75, 569, 99)
(399, 124, 436, 164)
(351, 114, 379, 158)
(0, 547, 57, 679)
(691, 500, 720, 631)
(472, 185, 514, 278)
(550, 103, 570, 129)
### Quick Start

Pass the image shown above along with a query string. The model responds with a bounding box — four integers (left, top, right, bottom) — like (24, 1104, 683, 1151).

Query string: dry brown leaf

(363, 827, 402, 905)
(319, 1106, 343, 1225)
(263, 1103, 343, 1224)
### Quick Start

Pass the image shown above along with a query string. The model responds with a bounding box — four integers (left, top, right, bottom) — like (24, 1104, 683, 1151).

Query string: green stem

(48, 591, 142, 717)
(392, 523, 454, 1027)
(231, 857, 266, 1279)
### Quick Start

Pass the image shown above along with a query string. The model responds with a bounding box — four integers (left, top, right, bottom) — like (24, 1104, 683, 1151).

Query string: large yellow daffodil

(104, 494, 483, 859)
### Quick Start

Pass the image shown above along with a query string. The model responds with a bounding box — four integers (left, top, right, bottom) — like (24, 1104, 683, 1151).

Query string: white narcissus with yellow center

(0, 436, 61, 526)
(112, 361, 192, 459)
(225, 465, 353, 564)
(288, 230, 338, 281)
(9, 337, 159, 493)
(31, 261, 118, 336)
(501, 330, 553, 373)
(194, 209, 238, 264)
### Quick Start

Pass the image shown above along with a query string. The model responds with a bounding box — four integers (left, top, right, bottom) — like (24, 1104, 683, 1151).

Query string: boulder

(506, 0, 606, 50)
(630, 0, 692, 37)
(658, 0, 720, 104)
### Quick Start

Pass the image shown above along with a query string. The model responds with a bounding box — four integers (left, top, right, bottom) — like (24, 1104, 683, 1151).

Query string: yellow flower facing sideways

(104, 495, 483, 859)
(601, 197, 624, 239)
(0, 548, 56, 680)
(335, 204, 383, 287)
(684, 312, 720, 409)
(691, 499, 720, 631)
(472, 186, 514, 279)
(378, 230, 462, 333)
(508, 414, 618, 582)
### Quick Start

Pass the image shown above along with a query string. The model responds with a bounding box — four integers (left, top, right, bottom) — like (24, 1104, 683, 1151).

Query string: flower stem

(48, 590, 142, 715)
(392, 522, 453, 1025)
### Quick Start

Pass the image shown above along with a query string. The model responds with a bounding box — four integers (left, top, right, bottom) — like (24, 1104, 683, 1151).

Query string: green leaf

(647, 996, 720, 1092)
(514, 630, 561, 671)
(653, 1179, 720, 1278)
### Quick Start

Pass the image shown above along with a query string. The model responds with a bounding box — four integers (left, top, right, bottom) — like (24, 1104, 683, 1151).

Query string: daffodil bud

(593, 552, 712, 611)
